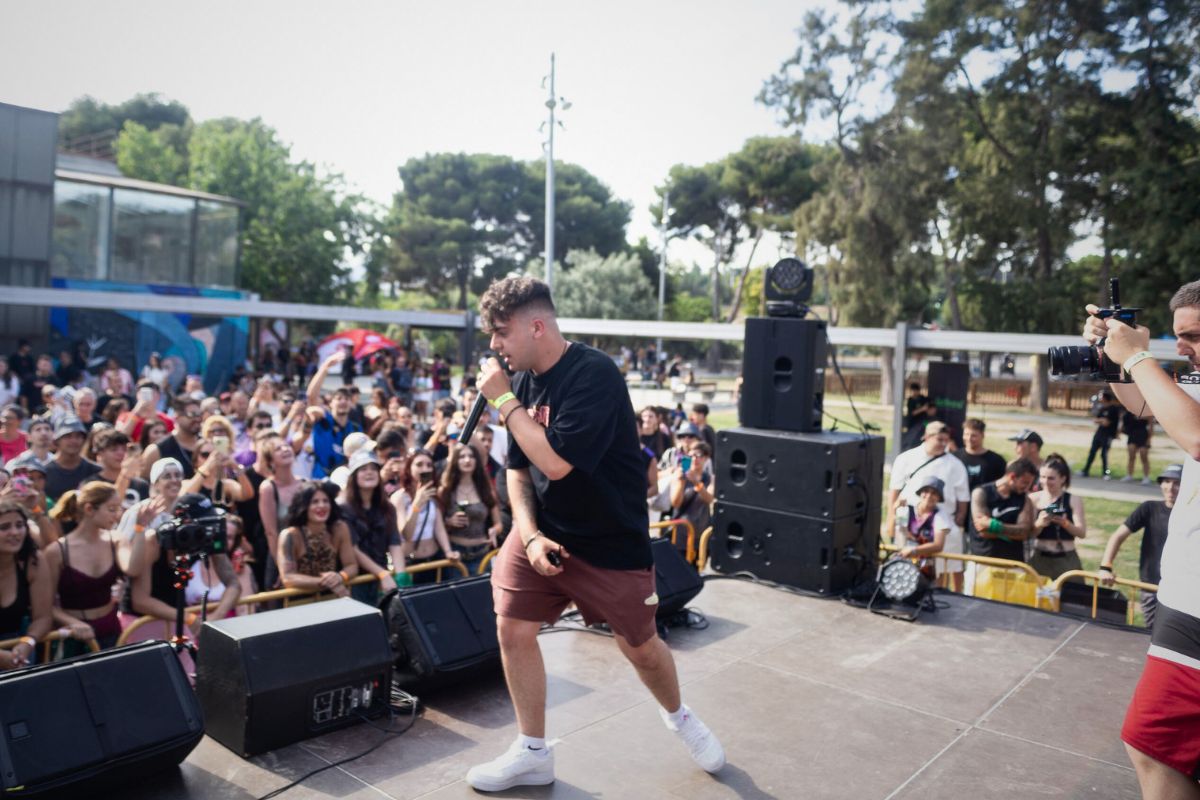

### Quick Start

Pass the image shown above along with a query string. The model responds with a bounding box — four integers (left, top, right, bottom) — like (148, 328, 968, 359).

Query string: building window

(111, 188, 194, 285)
(195, 200, 238, 288)
(52, 180, 110, 279)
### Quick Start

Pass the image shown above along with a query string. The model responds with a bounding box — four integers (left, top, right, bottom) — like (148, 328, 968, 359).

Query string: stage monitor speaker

(708, 502, 878, 595)
(196, 597, 392, 757)
(0, 641, 203, 795)
(715, 428, 884, 521)
(739, 317, 827, 432)
(651, 536, 703, 619)
(382, 574, 501, 693)
(1058, 581, 1129, 625)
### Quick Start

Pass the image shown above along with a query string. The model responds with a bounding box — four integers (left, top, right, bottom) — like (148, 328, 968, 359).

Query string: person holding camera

(392, 449, 459, 584)
(669, 441, 714, 560)
(1026, 455, 1087, 580)
(1082, 279, 1200, 796)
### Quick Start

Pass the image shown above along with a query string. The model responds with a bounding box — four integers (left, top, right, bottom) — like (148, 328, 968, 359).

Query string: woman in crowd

(41, 480, 150, 651)
(140, 353, 169, 396)
(120, 460, 239, 638)
(1028, 454, 1087, 580)
(0, 406, 27, 465)
(277, 481, 357, 598)
(892, 477, 950, 582)
(258, 435, 303, 591)
(364, 388, 389, 429)
(0, 501, 52, 668)
(412, 363, 433, 422)
(639, 406, 672, 461)
(0, 360, 20, 409)
(248, 379, 283, 425)
(439, 443, 501, 576)
(668, 441, 715, 558)
(182, 436, 254, 508)
(138, 418, 168, 451)
(339, 451, 404, 604)
(392, 450, 458, 584)
(102, 357, 135, 399)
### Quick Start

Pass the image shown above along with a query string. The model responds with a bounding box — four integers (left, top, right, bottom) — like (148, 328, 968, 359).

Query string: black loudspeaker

(1058, 581, 1130, 625)
(382, 574, 501, 693)
(715, 428, 885, 520)
(708, 502, 878, 594)
(651, 536, 704, 619)
(0, 641, 202, 795)
(196, 598, 392, 756)
(740, 317, 828, 432)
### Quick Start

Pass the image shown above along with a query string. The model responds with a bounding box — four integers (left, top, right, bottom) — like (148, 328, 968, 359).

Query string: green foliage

(523, 162, 631, 262)
(115, 122, 188, 185)
(667, 293, 712, 323)
(60, 93, 190, 150)
(548, 249, 658, 320)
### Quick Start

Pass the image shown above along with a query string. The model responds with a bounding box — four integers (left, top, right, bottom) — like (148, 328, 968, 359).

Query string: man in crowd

(306, 351, 363, 478)
(141, 394, 202, 479)
(887, 421, 970, 590)
(23, 416, 52, 464)
(954, 418, 1008, 492)
(390, 351, 414, 407)
(19, 355, 54, 416)
(689, 403, 717, 451)
(968, 458, 1037, 562)
(1099, 464, 1181, 628)
(117, 380, 174, 442)
(72, 387, 100, 432)
(44, 416, 102, 501)
(1079, 390, 1122, 479)
(92, 428, 149, 506)
(1009, 429, 1045, 490)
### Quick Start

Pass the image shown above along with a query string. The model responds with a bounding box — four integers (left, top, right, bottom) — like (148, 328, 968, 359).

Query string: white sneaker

(1142, 477, 1153, 486)
(661, 705, 725, 773)
(1121, 475, 1135, 483)
(466, 740, 555, 792)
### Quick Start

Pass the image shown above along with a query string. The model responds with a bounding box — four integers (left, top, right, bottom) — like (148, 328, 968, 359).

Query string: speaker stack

(712, 271, 884, 594)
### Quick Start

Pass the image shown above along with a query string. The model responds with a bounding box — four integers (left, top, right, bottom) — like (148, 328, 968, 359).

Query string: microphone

(458, 390, 488, 448)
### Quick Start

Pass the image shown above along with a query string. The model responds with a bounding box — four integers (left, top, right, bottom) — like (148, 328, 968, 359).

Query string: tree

(115, 122, 188, 185)
(59, 93, 190, 153)
(522, 162, 632, 263)
(551, 249, 658, 320)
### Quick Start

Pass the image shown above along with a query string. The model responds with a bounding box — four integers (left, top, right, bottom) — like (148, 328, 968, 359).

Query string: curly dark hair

(479, 276, 555, 332)
(0, 501, 38, 570)
(285, 481, 343, 530)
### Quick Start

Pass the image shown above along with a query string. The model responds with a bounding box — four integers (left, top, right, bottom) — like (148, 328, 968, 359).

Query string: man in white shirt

(887, 421, 971, 590)
(1085, 279, 1200, 796)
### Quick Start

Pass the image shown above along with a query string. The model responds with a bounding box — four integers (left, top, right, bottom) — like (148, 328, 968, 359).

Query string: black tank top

(157, 435, 195, 479)
(1036, 492, 1075, 547)
(0, 562, 31, 638)
(971, 481, 1027, 562)
(119, 544, 177, 614)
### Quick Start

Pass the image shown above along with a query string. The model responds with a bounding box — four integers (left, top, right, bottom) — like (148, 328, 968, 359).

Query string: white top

(399, 492, 437, 543)
(184, 560, 227, 605)
(890, 445, 971, 534)
(0, 375, 19, 407)
(1156, 378, 1200, 619)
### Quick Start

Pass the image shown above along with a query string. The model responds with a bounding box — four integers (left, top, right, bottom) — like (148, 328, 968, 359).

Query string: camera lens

(1047, 346, 1098, 376)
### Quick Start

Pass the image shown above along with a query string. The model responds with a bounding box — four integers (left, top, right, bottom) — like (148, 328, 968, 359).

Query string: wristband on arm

(490, 392, 516, 410)
(1122, 351, 1155, 374)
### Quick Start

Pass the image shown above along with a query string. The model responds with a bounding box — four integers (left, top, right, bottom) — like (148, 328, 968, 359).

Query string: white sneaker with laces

(661, 705, 725, 773)
(466, 740, 555, 792)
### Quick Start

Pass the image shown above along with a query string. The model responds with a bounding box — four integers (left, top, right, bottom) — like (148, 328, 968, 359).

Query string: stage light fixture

(763, 257, 813, 317)
(868, 556, 933, 622)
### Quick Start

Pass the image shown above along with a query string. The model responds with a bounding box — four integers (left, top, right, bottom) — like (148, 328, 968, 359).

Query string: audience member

(392, 450, 459, 584)
(1079, 390, 1121, 479)
(72, 388, 100, 432)
(23, 417, 52, 463)
(339, 450, 404, 604)
(1008, 429, 1045, 490)
(277, 481, 357, 598)
(45, 417, 102, 502)
(1027, 455, 1087, 580)
(969, 458, 1037, 562)
(116, 380, 174, 442)
(439, 443, 502, 576)
(258, 435, 303, 592)
(0, 406, 27, 464)
(891, 476, 950, 581)
(1120, 410, 1153, 484)
(953, 418, 1007, 492)
(0, 358, 22, 411)
(142, 394, 203, 479)
(0, 501, 52, 668)
(639, 406, 672, 461)
(669, 441, 714, 558)
(306, 352, 363, 478)
(688, 404, 717, 451)
(1099, 464, 1181, 627)
(91, 428, 149, 508)
(4, 452, 59, 547)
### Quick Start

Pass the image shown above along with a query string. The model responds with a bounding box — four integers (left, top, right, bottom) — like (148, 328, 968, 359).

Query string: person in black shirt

(467, 277, 724, 792)
(1120, 410, 1153, 484)
(969, 458, 1036, 562)
(1079, 390, 1121, 478)
(1098, 463, 1181, 626)
(953, 418, 1007, 492)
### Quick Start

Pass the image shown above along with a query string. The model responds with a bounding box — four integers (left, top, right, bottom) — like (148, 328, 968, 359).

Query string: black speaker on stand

(739, 317, 827, 432)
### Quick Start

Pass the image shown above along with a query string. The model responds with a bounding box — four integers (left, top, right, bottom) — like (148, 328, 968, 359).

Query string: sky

(2, 0, 838, 264)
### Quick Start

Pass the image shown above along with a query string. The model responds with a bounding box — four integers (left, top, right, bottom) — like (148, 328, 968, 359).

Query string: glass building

(51, 168, 240, 288)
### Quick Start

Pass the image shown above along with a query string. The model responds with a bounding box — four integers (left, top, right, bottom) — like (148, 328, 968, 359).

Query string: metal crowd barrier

(0, 632, 101, 663)
(651, 518, 697, 564)
(115, 558, 467, 647)
(1049, 570, 1158, 626)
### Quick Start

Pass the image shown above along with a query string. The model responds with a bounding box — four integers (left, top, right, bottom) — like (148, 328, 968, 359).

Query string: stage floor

(127, 578, 1147, 799)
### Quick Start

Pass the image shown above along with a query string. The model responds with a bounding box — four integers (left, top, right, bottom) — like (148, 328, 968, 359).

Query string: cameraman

(1084, 279, 1200, 795)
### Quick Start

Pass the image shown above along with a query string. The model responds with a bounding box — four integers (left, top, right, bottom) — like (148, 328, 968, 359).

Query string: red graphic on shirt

(531, 405, 551, 427)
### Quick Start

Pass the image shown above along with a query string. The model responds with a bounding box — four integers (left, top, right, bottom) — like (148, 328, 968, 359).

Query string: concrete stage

(123, 578, 1147, 799)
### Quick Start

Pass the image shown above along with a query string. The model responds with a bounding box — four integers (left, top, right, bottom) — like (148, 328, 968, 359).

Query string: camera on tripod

(1048, 278, 1140, 383)
(156, 493, 228, 557)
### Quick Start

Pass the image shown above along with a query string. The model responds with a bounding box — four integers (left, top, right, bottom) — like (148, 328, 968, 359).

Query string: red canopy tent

(317, 329, 401, 362)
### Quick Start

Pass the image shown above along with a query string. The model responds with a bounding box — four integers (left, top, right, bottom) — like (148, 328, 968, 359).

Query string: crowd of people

(0, 335, 728, 666)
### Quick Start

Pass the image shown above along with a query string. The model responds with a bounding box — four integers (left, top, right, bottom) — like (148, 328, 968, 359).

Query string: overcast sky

(2, 0, 841, 262)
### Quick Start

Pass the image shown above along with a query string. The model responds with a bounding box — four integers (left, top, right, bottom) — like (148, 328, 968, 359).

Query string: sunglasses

(253, 423, 273, 430)
(181, 411, 202, 419)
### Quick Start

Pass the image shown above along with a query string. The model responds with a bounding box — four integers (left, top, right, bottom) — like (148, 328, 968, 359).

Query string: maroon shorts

(1121, 654, 1200, 778)
(490, 532, 658, 647)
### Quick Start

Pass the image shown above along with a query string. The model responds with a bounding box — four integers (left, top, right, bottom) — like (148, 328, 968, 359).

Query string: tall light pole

(541, 53, 570, 290)
(657, 187, 670, 357)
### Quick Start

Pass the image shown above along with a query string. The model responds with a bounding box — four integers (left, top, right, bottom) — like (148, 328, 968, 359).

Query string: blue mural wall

(49, 278, 250, 396)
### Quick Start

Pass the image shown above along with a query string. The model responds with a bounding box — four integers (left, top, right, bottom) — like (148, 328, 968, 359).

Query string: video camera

(1048, 278, 1140, 383)
(156, 493, 228, 557)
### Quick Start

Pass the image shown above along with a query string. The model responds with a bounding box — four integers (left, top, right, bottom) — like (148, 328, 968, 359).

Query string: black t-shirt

(1094, 404, 1121, 439)
(45, 458, 103, 501)
(508, 342, 652, 570)
(236, 465, 267, 551)
(970, 481, 1027, 562)
(954, 449, 1007, 492)
(1123, 500, 1172, 585)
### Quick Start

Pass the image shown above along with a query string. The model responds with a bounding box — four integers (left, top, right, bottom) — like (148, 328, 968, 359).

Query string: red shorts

(490, 532, 658, 647)
(1121, 654, 1200, 778)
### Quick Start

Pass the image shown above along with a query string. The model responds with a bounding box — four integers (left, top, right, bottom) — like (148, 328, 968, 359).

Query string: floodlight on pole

(541, 53, 570, 291)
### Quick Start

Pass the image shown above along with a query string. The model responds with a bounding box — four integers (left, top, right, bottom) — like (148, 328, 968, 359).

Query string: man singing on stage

(465, 276, 725, 792)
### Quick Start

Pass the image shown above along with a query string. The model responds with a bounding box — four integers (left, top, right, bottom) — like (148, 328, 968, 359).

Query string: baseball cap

(923, 421, 948, 438)
(675, 422, 702, 438)
(342, 432, 376, 458)
(915, 476, 945, 501)
(6, 451, 48, 475)
(1157, 464, 1184, 484)
(1008, 429, 1044, 447)
(53, 416, 87, 440)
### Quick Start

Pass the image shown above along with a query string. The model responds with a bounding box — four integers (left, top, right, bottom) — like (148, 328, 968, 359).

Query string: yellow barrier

(115, 558, 468, 647)
(0, 632, 101, 664)
(696, 525, 714, 570)
(478, 548, 500, 575)
(1050, 570, 1158, 626)
(879, 544, 1055, 609)
(651, 519, 697, 564)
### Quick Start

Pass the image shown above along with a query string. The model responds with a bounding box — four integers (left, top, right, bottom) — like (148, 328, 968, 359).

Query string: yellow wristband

(490, 391, 516, 410)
